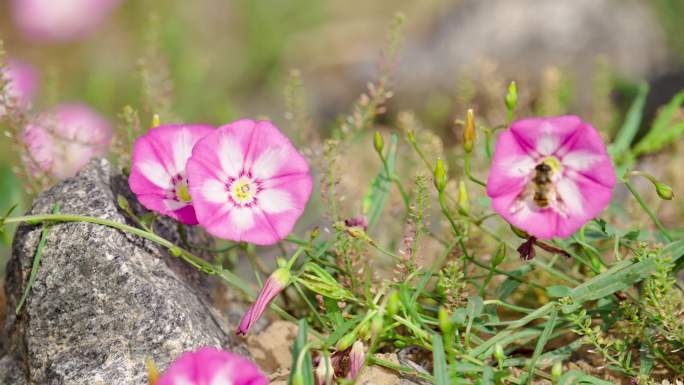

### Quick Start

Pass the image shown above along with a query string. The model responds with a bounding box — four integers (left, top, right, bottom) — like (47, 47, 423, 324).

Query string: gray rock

(1, 159, 245, 385)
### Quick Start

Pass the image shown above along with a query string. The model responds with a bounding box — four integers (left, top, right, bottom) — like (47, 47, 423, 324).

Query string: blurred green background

(1, 0, 684, 276)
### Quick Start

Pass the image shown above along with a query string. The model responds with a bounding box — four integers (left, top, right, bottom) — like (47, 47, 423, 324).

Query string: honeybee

(532, 162, 554, 208)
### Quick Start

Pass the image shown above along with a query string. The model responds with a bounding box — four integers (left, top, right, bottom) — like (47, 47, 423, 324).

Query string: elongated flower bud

(505, 81, 517, 117)
(492, 243, 506, 267)
(336, 332, 357, 351)
(236, 267, 290, 336)
(146, 358, 159, 385)
(348, 341, 366, 380)
(373, 131, 384, 156)
(438, 307, 452, 336)
(655, 182, 674, 200)
(457, 180, 469, 215)
(551, 361, 563, 382)
(434, 158, 447, 192)
(463, 109, 475, 153)
(386, 290, 400, 317)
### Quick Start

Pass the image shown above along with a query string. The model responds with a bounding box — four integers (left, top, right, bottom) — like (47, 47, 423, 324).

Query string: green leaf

(288, 319, 315, 385)
(557, 370, 613, 385)
(297, 262, 355, 301)
(633, 88, 684, 156)
(362, 133, 398, 230)
(527, 306, 558, 384)
(432, 333, 450, 385)
(610, 82, 649, 156)
(16, 203, 60, 314)
(546, 285, 572, 298)
(562, 258, 656, 313)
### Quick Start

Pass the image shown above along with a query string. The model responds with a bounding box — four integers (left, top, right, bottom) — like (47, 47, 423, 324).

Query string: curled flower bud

(236, 267, 291, 336)
(434, 158, 447, 192)
(348, 341, 366, 380)
(373, 131, 384, 156)
(315, 355, 334, 385)
(463, 109, 475, 153)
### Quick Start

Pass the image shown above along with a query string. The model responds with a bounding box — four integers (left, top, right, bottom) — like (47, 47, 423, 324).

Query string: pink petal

(486, 130, 532, 199)
(491, 189, 559, 240)
(555, 172, 613, 237)
(128, 124, 214, 225)
(558, 123, 616, 188)
(157, 347, 268, 385)
(509, 116, 583, 157)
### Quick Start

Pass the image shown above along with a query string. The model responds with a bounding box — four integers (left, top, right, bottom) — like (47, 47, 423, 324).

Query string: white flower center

(228, 175, 261, 207)
(169, 174, 192, 203)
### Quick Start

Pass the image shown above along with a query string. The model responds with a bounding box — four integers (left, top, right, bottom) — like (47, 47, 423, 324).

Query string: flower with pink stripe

(157, 347, 267, 385)
(187, 119, 312, 245)
(129, 124, 214, 225)
(486, 115, 616, 239)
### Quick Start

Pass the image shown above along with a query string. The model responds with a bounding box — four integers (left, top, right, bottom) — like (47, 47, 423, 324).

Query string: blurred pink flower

(1, 59, 39, 115)
(486, 116, 615, 240)
(236, 267, 290, 336)
(11, 0, 122, 42)
(129, 124, 214, 225)
(157, 347, 267, 385)
(22, 103, 112, 179)
(187, 119, 312, 245)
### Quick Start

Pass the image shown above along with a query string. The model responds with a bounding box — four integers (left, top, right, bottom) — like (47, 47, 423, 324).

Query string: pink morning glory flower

(22, 103, 113, 179)
(186, 119, 312, 245)
(129, 124, 214, 225)
(236, 267, 290, 336)
(157, 347, 267, 385)
(486, 115, 616, 240)
(11, 0, 122, 42)
(1, 59, 39, 116)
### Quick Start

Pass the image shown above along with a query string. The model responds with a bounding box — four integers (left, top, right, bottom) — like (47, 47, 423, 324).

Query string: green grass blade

(288, 319, 315, 385)
(527, 306, 558, 384)
(610, 82, 649, 155)
(432, 333, 450, 385)
(633, 88, 684, 156)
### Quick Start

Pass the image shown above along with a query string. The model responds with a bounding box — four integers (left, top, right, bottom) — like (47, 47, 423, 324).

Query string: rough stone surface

(0, 159, 245, 385)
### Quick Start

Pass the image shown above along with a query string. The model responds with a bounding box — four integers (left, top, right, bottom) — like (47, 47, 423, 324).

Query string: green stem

(624, 180, 673, 242)
(464, 153, 487, 187)
(5, 213, 324, 340)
